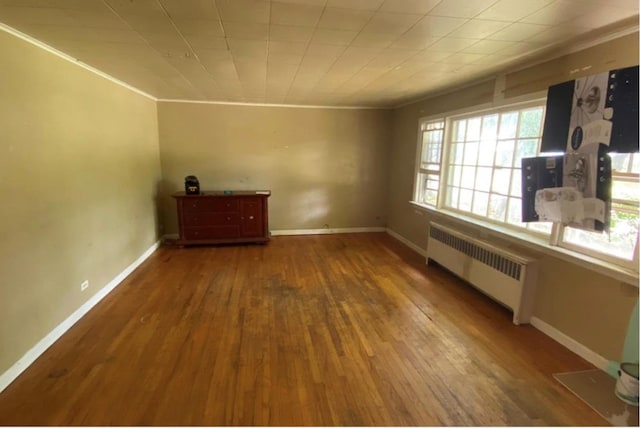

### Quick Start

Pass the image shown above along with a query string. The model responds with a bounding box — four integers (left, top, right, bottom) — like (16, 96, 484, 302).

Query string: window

(559, 152, 639, 266)
(412, 100, 639, 272)
(442, 103, 550, 234)
(414, 120, 444, 206)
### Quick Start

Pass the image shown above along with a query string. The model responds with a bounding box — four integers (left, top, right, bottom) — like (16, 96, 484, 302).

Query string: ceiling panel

(446, 19, 511, 39)
(310, 27, 358, 45)
(426, 37, 479, 52)
(487, 22, 550, 42)
(462, 39, 516, 54)
(519, 0, 600, 26)
(216, 0, 270, 24)
(0, 0, 636, 107)
(325, 0, 384, 11)
(316, 7, 374, 31)
(223, 22, 269, 40)
(271, 2, 323, 26)
(378, 0, 441, 14)
(476, 0, 554, 22)
(158, 0, 219, 20)
(172, 19, 224, 37)
(104, 0, 165, 16)
(427, 0, 498, 19)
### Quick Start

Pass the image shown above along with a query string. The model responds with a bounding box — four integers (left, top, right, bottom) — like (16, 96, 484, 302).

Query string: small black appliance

(184, 175, 200, 195)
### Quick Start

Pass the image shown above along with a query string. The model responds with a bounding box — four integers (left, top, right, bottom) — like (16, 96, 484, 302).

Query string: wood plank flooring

(0, 233, 607, 425)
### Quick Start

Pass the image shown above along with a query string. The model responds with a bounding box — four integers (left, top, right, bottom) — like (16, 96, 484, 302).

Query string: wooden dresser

(172, 191, 270, 246)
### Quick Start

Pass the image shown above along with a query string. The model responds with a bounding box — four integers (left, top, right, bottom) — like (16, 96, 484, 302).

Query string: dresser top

(173, 190, 271, 198)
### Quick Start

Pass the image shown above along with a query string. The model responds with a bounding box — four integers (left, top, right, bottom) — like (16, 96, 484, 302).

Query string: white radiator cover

(427, 222, 538, 325)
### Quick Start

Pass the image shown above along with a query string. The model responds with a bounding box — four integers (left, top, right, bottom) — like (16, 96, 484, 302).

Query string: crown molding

(157, 98, 388, 110)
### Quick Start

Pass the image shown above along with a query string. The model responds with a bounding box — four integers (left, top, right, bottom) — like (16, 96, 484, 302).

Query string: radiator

(427, 222, 538, 325)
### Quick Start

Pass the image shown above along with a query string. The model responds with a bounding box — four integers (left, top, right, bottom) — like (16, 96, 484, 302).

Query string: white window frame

(438, 100, 550, 236)
(555, 153, 640, 270)
(413, 118, 445, 207)
(411, 97, 639, 278)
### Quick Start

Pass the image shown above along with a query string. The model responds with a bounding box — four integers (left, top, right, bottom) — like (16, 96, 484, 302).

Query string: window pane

(453, 120, 466, 142)
(463, 142, 479, 165)
(610, 153, 631, 173)
(417, 173, 440, 206)
(476, 167, 492, 192)
(506, 197, 524, 226)
(477, 141, 496, 166)
(481, 115, 498, 141)
(562, 166, 639, 261)
(424, 189, 438, 205)
(488, 194, 507, 221)
(425, 121, 444, 131)
(613, 180, 640, 202)
(499, 112, 518, 139)
(421, 130, 443, 170)
(496, 140, 515, 167)
(491, 168, 511, 194)
(415, 119, 445, 205)
(518, 107, 544, 138)
(466, 118, 481, 141)
(510, 169, 522, 197)
(632, 154, 640, 174)
(459, 188, 473, 211)
(472, 191, 489, 216)
(451, 142, 463, 164)
(515, 139, 538, 166)
(461, 166, 476, 189)
(564, 226, 637, 261)
(427, 175, 440, 191)
(440, 103, 546, 236)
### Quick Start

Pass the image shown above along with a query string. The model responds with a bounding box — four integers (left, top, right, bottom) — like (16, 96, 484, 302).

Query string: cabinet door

(240, 198, 264, 237)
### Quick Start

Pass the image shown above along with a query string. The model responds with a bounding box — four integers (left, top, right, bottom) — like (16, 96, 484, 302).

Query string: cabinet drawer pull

(249, 215, 254, 220)
(227, 216, 231, 221)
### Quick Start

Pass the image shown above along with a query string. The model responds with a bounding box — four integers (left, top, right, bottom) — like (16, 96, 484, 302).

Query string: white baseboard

(271, 227, 386, 236)
(385, 228, 427, 257)
(0, 240, 161, 394)
(529, 316, 609, 370)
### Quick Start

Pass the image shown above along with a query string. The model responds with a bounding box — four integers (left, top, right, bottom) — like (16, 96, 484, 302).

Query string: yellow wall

(387, 33, 639, 361)
(157, 102, 391, 234)
(0, 31, 162, 375)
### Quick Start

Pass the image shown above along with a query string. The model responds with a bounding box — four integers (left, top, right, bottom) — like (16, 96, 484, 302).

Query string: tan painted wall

(0, 31, 162, 375)
(388, 34, 639, 361)
(157, 102, 391, 234)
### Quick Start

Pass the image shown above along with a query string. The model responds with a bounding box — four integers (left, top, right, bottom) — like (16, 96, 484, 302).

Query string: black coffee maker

(184, 175, 200, 195)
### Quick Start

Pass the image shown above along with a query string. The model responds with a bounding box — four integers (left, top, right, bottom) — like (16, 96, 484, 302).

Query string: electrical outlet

(80, 280, 89, 291)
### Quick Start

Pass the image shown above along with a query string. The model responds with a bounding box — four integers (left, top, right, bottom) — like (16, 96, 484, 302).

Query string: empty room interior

(0, 0, 639, 425)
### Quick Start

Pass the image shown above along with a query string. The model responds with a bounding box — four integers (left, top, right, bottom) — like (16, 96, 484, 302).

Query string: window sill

(409, 201, 639, 286)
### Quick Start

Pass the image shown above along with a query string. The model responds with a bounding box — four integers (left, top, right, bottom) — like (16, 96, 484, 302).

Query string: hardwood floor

(0, 233, 607, 426)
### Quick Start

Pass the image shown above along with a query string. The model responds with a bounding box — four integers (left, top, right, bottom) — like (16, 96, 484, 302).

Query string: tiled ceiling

(0, 0, 638, 107)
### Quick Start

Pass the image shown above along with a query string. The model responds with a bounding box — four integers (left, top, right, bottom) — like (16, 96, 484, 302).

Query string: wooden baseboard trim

(529, 316, 609, 370)
(0, 241, 161, 394)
